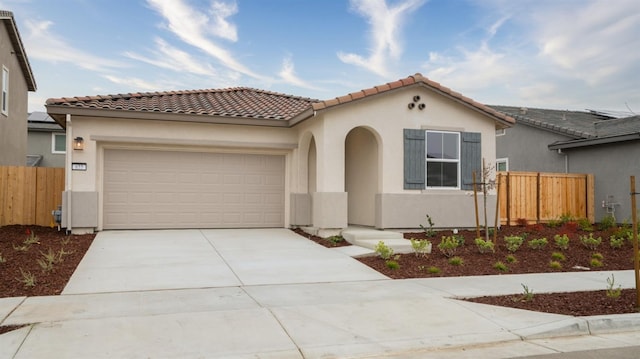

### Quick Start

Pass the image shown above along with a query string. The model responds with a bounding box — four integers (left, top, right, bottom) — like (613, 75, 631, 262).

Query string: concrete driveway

(62, 228, 388, 294)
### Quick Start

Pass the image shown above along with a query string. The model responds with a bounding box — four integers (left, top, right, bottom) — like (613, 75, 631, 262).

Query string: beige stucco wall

(0, 22, 29, 166)
(293, 86, 499, 230)
(66, 116, 298, 231)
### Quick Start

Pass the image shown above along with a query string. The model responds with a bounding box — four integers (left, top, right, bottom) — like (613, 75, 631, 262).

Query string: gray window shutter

(404, 129, 425, 189)
(461, 132, 481, 190)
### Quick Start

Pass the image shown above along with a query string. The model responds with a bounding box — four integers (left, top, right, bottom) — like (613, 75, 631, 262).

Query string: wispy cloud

(23, 19, 125, 71)
(124, 38, 218, 77)
(338, 0, 426, 77)
(423, 0, 640, 110)
(102, 75, 177, 92)
(146, 0, 264, 80)
(278, 56, 322, 91)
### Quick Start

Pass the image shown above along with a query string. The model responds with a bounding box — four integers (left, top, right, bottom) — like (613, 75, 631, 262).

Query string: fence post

(506, 172, 511, 226)
(630, 176, 640, 309)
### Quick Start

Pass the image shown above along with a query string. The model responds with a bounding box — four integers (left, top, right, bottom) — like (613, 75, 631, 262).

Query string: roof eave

(548, 132, 640, 150)
(1, 12, 37, 91)
(45, 105, 291, 128)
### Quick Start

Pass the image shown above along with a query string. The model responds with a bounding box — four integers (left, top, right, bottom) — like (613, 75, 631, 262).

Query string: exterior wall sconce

(73, 137, 84, 150)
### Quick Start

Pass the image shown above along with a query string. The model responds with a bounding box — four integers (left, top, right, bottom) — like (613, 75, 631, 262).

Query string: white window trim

(425, 130, 461, 189)
(1, 66, 8, 116)
(52, 133, 66, 154)
(496, 157, 509, 172)
(496, 128, 506, 136)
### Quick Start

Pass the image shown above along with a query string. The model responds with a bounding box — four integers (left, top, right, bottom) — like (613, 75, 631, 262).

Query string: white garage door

(103, 149, 285, 229)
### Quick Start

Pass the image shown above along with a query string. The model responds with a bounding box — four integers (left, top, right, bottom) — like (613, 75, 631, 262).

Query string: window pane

(497, 162, 507, 171)
(54, 134, 66, 152)
(442, 133, 459, 159)
(442, 162, 458, 186)
(426, 162, 459, 187)
(426, 162, 442, 187)
(426, 132, 442, 159)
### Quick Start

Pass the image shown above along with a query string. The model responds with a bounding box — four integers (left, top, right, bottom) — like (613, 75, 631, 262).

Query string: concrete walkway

(1, 229, 639, 358)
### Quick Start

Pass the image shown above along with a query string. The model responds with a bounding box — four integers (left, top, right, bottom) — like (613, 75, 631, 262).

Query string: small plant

(559, 213, 574, 224)
(515, 218, 528, 227)
(553, 234, 570, 250)
(61, 236, 72, 246)
(24, 228, 40, 245)
(16, 268, 36, 287)
(609, 235, 625, 249)
(577, 218, 593, 231)
(374, 241, 394, 260)
(580, 233, 602, 250)
(599, 215, 616, 231)
(13, 243, 30, 252)
(474, 238, 495, 253)
(546, 219, 562, 228)
(326, 235, 344, 246)
(426, 266, 441, 274)
(590, 258, 603, 267)
(528, 237, 548, 250)
(551, 252, 566, 261)
(606, 274, 622, 299)
(520, 284, 534, 302)
(437, 236, 460, 257)
(410, 238, 431, 257)
(385, 260, 400, 270)
(448, 256, 464, 266)
(504, 235, 524, 252)
(549, 260, 562, 269)
(505, 254, 517, 263)
(493, 261, 508, 272)
(37, 248, 60, 272)
(0, 252, 5, 263)
(591, 252, 604, 260)
(420, 214, 437, 237)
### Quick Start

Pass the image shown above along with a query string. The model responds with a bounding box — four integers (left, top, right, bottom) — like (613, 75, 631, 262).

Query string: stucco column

(311, 127, 347, 229)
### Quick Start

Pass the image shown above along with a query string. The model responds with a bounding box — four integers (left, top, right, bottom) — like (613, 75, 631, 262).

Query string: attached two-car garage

(102, 149, 285, 229)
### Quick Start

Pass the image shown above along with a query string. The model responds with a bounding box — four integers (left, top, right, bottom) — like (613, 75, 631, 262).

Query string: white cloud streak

(146, 0, 263, 80)
(23, 20, 125, 71)
(124, 38, 218, 77)
(278, 56, 322, 91)
(338, 0, 426, 77)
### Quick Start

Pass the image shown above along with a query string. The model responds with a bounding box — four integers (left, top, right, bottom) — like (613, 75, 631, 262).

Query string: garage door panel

(103, 149, 285, 229)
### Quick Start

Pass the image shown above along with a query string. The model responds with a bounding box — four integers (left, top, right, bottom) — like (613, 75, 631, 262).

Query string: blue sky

(2, 0, 639, 115)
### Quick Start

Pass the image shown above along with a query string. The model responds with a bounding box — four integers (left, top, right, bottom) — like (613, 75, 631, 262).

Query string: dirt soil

(0, 225, 95, 298)
(353, 222, 640, 316)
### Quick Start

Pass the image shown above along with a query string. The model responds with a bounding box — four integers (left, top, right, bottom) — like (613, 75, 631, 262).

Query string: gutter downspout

(65, 114, 73, 233)
(557, 148, 568, 173)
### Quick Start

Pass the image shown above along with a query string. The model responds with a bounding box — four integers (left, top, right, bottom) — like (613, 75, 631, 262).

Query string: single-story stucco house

(45, 73, 514, 235)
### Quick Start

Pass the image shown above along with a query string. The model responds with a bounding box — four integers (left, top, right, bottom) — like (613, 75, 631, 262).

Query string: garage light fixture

(73, 137, 84, 150)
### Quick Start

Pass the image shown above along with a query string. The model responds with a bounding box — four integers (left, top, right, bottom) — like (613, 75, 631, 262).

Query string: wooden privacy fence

(497, 171, 594, 226)
(0, 166, 65, 226)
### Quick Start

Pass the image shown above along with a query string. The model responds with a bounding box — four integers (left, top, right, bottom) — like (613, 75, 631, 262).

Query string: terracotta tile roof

(0, 10, 36, 91)
(46, 73, 514, 127)
(46, 88, 317, 120)
(312, 73, 514, 126)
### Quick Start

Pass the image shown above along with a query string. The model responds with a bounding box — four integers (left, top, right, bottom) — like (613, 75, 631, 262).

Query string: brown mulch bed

(0, 225, 95, 298)
(354, 222, 640, 316)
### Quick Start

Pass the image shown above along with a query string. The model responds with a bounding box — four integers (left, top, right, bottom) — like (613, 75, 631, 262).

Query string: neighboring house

(27, 111, 65, 167)
(46, 73, 514, 234)
(0, 10, 37, 165)
(493, 105, 640, 223)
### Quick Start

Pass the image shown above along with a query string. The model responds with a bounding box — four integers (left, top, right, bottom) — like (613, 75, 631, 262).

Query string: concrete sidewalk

(1, 229, 639, 358)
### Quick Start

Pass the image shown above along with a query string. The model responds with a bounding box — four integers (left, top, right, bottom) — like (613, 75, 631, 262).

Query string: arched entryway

(345, 127, 379, 226)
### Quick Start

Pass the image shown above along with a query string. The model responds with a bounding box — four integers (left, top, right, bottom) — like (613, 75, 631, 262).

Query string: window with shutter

(403, 129, 481, 190)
